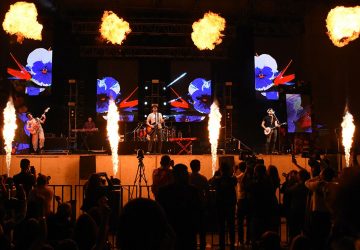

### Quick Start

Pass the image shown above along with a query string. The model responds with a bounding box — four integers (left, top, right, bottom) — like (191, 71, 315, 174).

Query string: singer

(146, 104, 164, 154)
(261, 108, 280, 154)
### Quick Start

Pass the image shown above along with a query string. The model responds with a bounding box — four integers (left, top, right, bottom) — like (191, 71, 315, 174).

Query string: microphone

(273, 113, 280, 123)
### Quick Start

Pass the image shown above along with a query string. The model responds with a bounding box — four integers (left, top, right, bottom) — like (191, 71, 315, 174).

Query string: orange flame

(107, 99, 120, 176)
(191, 11, 226, 50)
(100, 11, 131, 45)
(2, 98, 17, 176)
(2, 2, 43, 43)
(341, 110, 355, 167)
(208, 102, 222, 175)
(326, 6, 360, 47)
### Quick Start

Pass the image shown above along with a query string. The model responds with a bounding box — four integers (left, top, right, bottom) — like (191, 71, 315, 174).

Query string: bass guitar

(264, 122, 287, 135)
(28, 107, 50, 135)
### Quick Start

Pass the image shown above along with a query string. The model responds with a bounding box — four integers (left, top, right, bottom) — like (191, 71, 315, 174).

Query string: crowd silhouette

(0, 154, 360, 250)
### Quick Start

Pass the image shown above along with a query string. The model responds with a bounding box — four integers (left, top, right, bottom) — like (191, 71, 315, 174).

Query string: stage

(0, 153, 323, 186)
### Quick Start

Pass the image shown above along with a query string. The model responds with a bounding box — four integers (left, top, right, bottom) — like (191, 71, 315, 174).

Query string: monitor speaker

(80, 155, 96, 180)
(219, 156, 235, 168)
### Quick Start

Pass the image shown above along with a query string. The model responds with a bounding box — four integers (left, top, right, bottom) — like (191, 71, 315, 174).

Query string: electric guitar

(28, 107, 50, 135)
(264, 122, 287, 135)
(146, 116, 169, 135)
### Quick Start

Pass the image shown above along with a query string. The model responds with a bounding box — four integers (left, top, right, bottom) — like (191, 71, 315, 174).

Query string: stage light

(144, 115, 147, 118)
(144, 101, 148, 105)
(163, 102, 167, 106)
(163, 87, 166, 90)
(145, 86, 148, 90)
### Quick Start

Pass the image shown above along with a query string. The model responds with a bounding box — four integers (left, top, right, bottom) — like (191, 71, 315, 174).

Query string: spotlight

(145, 86, 148, 90)
(144, 101, 148, 105)
(163, 87, 166, 90)
(163, 102, 167, 106)
(144, 115, 147, 118)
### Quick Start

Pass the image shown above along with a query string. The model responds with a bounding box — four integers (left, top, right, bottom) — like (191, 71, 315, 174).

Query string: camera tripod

(130, 157, 150, 199)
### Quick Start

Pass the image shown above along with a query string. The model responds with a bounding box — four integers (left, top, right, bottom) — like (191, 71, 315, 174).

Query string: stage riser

(1, 154, 350, 186)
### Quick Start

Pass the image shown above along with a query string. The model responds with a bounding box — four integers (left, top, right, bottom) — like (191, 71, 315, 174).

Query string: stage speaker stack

(219, 156, 235, 168)
(79, 155, 96, 180)
(44, 136, 69, 154)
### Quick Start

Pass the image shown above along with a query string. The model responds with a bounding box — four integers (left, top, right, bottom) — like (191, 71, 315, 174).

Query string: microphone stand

(273, 113, 281, 154)
(232, 136, 256, 156)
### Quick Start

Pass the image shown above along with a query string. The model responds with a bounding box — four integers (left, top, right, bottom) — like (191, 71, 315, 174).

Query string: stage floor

(0, 154, 319, 186)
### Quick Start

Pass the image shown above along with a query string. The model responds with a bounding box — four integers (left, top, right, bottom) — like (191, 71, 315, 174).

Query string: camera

(136, 149, 144, 159)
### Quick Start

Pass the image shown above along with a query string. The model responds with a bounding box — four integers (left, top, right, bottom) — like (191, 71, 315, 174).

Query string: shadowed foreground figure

(158, 164, 201, 250)
(117, 198, 175, 250)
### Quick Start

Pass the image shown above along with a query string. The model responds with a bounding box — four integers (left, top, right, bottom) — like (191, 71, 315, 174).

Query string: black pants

(265, 129, 277, 154)
(147, 128, 162, 153)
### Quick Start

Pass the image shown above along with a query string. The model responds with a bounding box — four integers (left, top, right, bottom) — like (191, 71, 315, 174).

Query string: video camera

(136, 149, 144, 159)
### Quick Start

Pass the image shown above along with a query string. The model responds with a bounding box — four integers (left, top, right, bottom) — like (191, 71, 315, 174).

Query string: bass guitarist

(146, 104, 164, 154)
(261, 108, 279, 154)
(26, 108, 48, 154)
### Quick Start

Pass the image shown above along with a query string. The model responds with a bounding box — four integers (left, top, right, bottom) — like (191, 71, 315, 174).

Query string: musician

(82, 117, 96, 150)
(26, 112, 46, 153)
(146, 104, 164, 154)
(83, 117, 96, 130)
(261, 108, 279, 154)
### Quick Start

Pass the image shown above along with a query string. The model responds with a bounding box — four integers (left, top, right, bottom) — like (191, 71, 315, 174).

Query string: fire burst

(100, 11, 131, 45)
(2, 2, 43, 43)
(191, 11, 226, 50)
(341, 109, 355, 167)
(2, 98, 17, 176)
(107, 99, 120, 176)
(326, 6, 360, 47)
(208, 102, 222, 175)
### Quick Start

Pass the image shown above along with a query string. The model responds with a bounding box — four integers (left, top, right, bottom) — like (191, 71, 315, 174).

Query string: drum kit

(133, 120, 177, 142)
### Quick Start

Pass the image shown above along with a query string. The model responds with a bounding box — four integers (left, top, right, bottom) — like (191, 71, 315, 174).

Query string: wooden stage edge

(0, 154, 347, 186)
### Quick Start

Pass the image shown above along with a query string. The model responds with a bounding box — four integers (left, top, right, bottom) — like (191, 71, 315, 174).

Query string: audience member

(189, 159, 208, 250)
(13, 158, 36, 198)
(236, 161, 249, 246)
(158, 164, 201, 250)
(81, 173, 113, 212)
(29, 174, 54, 217)
(305, 166, 335, 250)
(151, 155, 173, 200)
(290, 234, 312, 250)
(212, 162, 237, 250)
(117, 198, 175, 250)
(243, 163, 279, 246)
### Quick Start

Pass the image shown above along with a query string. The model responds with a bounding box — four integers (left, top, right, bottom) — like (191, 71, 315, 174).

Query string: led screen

(96, 76, 138, 122)
(168, 74, 212, 122)
(254, 53, 295, 101)
(286, 94, 312, 133)
(96, 60, 139, 122)
(8, 47, 52, 96)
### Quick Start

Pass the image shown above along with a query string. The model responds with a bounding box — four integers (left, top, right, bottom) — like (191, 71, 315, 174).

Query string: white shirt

(147, 112, 163, 129)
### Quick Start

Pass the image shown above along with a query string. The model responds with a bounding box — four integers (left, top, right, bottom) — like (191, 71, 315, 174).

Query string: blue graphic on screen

(96, 77, 137, 122)
(8, 48, 52, 96)
(286, 94, 312, 133)
(13, 113, 30, 154)
(254, 53, 295, 101)
(169, 75, 212, 122)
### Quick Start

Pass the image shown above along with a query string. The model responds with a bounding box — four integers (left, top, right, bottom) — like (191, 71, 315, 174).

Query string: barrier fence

(47, 184, 289, 247)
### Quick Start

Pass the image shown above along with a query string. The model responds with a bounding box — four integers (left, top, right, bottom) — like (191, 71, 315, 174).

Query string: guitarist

(146, 104, 164, 154)
(26, 111, 47, 154)
(261, 108, 279, 154)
